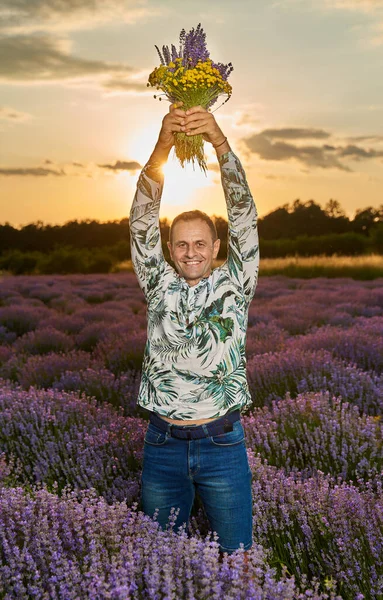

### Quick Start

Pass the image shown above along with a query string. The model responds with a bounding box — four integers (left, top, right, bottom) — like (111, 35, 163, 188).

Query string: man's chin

(181, 266, 212, 281)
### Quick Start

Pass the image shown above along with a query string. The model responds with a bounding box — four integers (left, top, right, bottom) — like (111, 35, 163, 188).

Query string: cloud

(0, 167, 64, 176)
(260, 128, 330, 140)
(0, 106, 31, 121)
(347, 134, 383, 142)
(242, 127, 383, 171)
(0, 34, 147, 92)
(0, 34, 131, 82)
(0, 0, 158, 34)
(0, 158, 142, 176)
(338, 144, 383, 159)
(102, 76, 149, 93)
(98, 160, 142, 171)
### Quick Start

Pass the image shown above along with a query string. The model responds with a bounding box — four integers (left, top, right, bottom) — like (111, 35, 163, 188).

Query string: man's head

(167, 211, 220, 287)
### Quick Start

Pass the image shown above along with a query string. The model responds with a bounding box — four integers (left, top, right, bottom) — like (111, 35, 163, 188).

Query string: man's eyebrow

(175, 239, 207, 245)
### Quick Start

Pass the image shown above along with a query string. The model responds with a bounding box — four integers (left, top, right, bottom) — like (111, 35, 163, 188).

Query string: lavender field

(0, 273, 383, 599)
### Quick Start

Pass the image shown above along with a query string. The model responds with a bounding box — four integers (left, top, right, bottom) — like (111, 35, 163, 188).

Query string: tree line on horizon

(1, 198, 382, 275)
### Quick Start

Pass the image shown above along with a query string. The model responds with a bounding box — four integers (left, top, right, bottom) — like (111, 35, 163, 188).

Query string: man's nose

(185, 245, 197, 258)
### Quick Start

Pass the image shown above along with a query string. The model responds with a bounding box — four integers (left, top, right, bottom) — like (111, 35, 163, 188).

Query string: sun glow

(126, 123, 218, 215)
(161, 157, 216, 209)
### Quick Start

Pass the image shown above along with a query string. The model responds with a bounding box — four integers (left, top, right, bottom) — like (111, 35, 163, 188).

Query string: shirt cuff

(141, 161, 164, 185)
(218, 150, 238, 166)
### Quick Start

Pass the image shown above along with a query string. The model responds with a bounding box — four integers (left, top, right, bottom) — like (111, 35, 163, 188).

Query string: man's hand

(150, 103, 229, 166)
(157, 102, 187, 151)
(181, 106, 226, 147)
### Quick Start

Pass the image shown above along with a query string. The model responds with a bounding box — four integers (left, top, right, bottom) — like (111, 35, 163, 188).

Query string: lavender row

(247, 452, 383, 599)
(243, 391, 383, 483)
(1, 348, 381, 422)
(1, 344, 381, 424)
(247, 348, 383, 415)
(0, 486, 338, 600)
(0, 276, 382, 420)
(247, 317, 383, 374)
(0, 381, 145, 503)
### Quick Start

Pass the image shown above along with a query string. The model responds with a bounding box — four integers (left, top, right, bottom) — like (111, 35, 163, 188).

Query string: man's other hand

(157, 102, 187, 151)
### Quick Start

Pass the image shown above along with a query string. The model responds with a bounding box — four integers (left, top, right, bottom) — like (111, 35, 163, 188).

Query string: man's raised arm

(129, 104, 186, 298)
(178, 105, 259, 303)
(219, 150, 259, 303)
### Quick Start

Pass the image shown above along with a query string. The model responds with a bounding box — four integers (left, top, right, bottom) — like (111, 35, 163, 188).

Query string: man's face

(167, 219, 221, 286)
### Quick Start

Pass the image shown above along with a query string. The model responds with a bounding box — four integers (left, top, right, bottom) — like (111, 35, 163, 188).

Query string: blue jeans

(141, 418, 253, 554)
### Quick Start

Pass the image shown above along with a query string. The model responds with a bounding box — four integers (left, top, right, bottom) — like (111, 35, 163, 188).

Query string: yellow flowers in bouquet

(147, 24, 233, 172)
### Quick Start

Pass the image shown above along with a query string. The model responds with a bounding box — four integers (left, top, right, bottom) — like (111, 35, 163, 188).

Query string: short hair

(169, 210, 218, 243)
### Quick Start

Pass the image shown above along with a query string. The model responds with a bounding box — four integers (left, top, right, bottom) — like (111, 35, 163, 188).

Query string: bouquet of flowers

(147, 24, 233, 172)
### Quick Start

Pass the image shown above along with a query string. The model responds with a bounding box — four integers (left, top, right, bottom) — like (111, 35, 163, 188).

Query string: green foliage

(0, 247, 116, 275)
(259, 232, 370, 258)
(0, 249, 41, 275)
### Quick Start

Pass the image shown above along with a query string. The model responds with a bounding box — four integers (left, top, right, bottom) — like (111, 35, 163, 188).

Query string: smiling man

(129, 103, 259, 556)
(167, 212, 221, 286)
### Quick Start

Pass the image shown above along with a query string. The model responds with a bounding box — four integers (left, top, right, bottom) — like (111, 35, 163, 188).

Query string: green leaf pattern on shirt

(130, 151, 259, 420)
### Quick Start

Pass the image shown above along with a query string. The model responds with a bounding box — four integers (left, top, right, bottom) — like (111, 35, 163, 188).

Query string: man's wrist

(214, 139, 231, 158)
(146, 141, 172, 174)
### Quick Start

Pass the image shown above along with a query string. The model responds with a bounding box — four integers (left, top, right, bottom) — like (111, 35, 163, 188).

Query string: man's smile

(183, 260, 203, 265)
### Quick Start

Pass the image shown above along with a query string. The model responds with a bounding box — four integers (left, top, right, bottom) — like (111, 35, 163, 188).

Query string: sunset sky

(1, 0, 383, 228)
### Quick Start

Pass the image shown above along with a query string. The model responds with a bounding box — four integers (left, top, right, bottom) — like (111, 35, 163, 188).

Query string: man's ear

(213, 238, 220, 259)
(167, 240, 173, 260)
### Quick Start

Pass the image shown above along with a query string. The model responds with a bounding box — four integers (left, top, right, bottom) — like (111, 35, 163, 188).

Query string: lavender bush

(0, 381, 145, 502)
(248, 451, 383, 599)
(53, 366, 141, 414)
(285, 318, 383, 373)
(243, 391, 383, 483)
(247, 348, 383, 415)
(13, 326, 75, 355)
(0, 349, 98, 388)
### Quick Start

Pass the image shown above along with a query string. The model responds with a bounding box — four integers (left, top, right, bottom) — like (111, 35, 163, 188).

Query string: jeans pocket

(144, 423, 169, 446)
(210, 420, 245, 447)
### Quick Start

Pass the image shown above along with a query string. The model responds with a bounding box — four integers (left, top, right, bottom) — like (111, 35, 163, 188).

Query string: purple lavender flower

(211, 61, 234, 81)
(243, 391, 383, 483)
(182, 23, 210, 68)
(154, 24, 233, 78)
(0, 486, 341, 599)
(0, 381, 145, 502)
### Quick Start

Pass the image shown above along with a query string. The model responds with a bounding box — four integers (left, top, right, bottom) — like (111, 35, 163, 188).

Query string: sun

(161, 157, 216, 208)
(126, 122, 218, 213)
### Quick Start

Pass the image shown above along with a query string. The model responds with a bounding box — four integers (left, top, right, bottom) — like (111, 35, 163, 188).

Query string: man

(129, 103, 259, 555)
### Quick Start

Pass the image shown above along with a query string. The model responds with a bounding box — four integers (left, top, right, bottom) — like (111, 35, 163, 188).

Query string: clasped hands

(157, 103, 227, 152)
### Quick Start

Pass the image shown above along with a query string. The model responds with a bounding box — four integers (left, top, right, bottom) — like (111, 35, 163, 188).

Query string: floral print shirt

(130, 151, 259, 420)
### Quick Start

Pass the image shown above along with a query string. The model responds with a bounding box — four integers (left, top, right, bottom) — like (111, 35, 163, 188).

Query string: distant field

(259, 253, 383, 279)
(113, 254, 383, 280)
